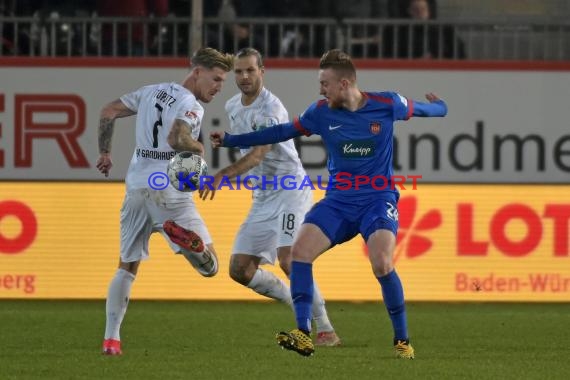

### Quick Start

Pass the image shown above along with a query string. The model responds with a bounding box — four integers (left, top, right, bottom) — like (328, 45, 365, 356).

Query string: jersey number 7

(152, 103, 163, 148)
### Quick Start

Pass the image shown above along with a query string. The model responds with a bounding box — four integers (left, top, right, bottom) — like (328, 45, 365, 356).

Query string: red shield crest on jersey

(185, 111, 197, 119)
(370, 122, 381, 134)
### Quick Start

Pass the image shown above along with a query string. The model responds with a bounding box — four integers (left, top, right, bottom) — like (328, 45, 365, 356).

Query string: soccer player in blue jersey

(210, 49, 447, 358)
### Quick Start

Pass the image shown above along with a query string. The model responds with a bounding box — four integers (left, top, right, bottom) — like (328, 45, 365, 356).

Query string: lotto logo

(362, 195, 570, 260)
(394, 197, 442, 261)
(362, 196, 442, 263)
(0, 200, 38, 254)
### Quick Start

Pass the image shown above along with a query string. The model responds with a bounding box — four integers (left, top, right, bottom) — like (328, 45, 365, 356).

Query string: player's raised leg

(367, 229, 414, 359)
(181, 244, 219, 277)
(163, 219, 205, 253)
(163, 219, 219, 277)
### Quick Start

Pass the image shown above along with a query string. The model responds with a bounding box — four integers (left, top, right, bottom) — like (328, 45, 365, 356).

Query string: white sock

(104, 268, 135, 340)
(247, 268, 293, 308)
(312, 282, 334, 333)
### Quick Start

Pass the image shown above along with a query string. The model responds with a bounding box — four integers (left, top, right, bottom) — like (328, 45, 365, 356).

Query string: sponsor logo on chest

(339, 139, 375, 158)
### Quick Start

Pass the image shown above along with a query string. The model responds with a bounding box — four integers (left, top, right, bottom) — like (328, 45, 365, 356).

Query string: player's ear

(195, 66, 207, 78)
(191, 66, 201, 79)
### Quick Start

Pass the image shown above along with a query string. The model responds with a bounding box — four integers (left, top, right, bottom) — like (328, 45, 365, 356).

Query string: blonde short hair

(190, 47, 234, 72)
(319, 49, 356, 81)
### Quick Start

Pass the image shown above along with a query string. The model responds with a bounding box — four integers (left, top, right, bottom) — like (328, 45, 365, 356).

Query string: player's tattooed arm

(168, 119, 205, 156)
(98, 99, 136, 154)
(98, 118, 114, 154)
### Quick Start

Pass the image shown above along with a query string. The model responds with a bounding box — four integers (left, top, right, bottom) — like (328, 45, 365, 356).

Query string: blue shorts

(303, 193, 399, 246)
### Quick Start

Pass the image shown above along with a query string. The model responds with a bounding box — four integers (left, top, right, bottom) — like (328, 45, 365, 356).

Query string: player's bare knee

(229, 262, 253, 285)
(371, 260, 393, 277)
(290, 244, 310, 262)
(119, 260, 140, 275)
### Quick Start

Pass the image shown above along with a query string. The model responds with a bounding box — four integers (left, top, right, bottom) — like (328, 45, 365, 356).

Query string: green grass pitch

(1, 301, 569, 379)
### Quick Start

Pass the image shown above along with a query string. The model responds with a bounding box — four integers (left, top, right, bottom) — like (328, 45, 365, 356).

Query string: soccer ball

(167, 152, 208, 192)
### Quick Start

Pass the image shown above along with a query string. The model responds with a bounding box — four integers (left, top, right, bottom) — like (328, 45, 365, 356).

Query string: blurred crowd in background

(1, 0, 568, 59)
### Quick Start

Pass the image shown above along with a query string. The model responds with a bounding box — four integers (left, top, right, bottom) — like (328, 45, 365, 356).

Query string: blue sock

(290, 261, 314, 333)
(377, 270, 408, 341)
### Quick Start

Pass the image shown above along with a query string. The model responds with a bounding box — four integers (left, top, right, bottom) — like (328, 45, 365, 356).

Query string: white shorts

(232, 188, 312, 265)
(120, 188, 212, 263)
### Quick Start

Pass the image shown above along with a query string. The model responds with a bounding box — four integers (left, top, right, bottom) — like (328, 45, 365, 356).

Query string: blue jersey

(221, 91, 446, 243)
(292, 91, 413, 199)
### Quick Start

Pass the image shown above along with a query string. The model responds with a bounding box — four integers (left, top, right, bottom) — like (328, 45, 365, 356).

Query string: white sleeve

(175, 96, 202, 128)
(119, 87, 143, 112)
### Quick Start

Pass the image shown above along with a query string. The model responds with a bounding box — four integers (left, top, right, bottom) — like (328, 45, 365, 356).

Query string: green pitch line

(1, 301, 569, 379)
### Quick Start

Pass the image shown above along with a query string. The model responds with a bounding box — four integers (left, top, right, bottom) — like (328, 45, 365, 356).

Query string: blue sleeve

(379, 92, 413, 121)
(296, 101, 322, 135)
(222, 122, 303, 148)
(388, 92, 447, 120)
(411, 99, 448, 117)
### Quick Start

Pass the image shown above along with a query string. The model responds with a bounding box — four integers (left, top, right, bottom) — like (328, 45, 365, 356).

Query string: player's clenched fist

(210, 131, 226, 148)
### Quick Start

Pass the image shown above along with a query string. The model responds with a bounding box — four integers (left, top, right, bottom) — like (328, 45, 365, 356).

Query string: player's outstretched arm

(199, 145, 271, 201)
(412, 92, 448, 117)
(210, 122, 303, 148)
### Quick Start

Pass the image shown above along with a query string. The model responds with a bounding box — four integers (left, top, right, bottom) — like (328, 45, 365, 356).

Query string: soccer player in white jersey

(199, 48, 340, 346)
(96, 47, 234, 356)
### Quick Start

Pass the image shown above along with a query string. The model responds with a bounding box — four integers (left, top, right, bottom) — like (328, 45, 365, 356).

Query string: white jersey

(120, 82, 204, 199)
(225, 87, 307, 201)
